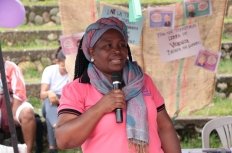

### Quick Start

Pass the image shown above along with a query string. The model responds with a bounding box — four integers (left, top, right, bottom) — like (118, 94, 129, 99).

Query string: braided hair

(73, 37, 88, 80)
(73, 37, 133, 80)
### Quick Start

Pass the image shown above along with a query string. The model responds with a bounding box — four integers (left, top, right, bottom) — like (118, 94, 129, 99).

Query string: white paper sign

(101, 5, 143, 44)
(157, 24, 203, 62)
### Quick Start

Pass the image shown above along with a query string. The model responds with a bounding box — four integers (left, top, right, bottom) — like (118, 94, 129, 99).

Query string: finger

(114, 101, 126, 109)
(112, 89, 125, 95)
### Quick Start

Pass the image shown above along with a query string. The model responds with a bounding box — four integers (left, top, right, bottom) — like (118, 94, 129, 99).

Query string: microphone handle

(115, 108, 123, 123)
(113, 81, 123, 123)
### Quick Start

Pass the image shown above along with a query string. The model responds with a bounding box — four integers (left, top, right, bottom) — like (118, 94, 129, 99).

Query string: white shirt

(41, 64, 69, 95)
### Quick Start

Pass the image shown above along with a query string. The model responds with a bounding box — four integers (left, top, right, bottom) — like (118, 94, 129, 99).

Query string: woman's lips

(111, 59, 122, 64)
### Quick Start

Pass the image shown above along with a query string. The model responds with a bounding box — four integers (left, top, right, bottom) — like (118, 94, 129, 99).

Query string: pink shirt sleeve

(58, 79, 87, 114)
(6, 61, 27, 102)
(144, 74, 164, 109)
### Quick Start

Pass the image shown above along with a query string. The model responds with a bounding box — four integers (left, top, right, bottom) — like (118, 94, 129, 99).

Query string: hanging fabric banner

(142, 0, 227, 117)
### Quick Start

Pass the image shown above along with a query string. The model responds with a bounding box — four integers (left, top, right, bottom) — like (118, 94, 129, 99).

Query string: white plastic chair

(202, 116, 232, 148)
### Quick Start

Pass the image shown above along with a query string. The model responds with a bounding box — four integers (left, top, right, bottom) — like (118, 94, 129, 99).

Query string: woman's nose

(112, 46, 121, 53)
(113, 49, 120, 54)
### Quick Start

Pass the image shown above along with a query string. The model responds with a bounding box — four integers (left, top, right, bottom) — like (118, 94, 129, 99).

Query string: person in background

(55, 17, 181, 153)
(0, 60, 36, 153)
(40, 47, 69, 153)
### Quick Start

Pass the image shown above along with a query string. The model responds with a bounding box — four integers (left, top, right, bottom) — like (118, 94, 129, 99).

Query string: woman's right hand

(97, 89, 126, 114)
(48, 91, 59, 105)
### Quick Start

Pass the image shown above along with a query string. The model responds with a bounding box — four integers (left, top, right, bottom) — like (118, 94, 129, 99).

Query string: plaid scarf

(87, 60, 149, 146)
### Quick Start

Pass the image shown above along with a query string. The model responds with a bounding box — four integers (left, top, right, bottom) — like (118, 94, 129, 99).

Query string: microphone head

(112, 72, 122, 83)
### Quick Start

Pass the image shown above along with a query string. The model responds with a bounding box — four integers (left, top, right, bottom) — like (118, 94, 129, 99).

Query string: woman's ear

(89, 48, 94, 57)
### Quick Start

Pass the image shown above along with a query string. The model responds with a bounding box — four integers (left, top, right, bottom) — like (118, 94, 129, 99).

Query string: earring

(90, 57, 94, 62)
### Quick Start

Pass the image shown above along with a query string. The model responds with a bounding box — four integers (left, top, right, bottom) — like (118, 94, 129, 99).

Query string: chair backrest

(202, 116, 232, 148)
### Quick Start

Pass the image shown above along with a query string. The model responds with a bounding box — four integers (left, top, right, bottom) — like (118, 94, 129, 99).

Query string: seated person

(0, 60, 36, 153)
(40, 47, 69, 153)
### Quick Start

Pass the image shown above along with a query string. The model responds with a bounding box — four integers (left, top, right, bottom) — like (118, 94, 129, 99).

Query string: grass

(1, 40, 59, 51)
(218, 59, 232, 74)
(0, 25, 62, 32)
(221, 33, 232, 43)
(224, 17, 232, 24)
(19, 24, 61, 31)
(21, 0, 58, 6)
(191, 96, 232, 116)
(181, 134, 202, 148)
(29, 96, 42, 111)
(24, 67, 42, 83)
(59, 149, 82, 153)
(181, 131, 222, 148)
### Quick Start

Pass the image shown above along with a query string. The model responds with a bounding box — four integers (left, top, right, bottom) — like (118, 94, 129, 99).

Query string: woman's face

(90, 29, 128, 77)
(58, 60, 67, 74)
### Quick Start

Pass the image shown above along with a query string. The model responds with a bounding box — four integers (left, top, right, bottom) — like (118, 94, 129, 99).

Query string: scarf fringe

(129, 139, 148, 153)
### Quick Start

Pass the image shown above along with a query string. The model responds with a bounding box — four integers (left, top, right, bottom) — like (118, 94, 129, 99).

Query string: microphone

(112, 72, 123, 123)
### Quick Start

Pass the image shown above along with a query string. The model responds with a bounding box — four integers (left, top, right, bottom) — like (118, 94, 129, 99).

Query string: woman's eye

(104, 43, 112, 49)
(102, 43, 109, 47)
(119, 43, 127, 48)
(100, 42, 127, 50)
(107, 44, 112, 47)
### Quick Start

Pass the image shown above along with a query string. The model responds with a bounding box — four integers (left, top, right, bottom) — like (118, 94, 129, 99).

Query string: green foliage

(191, 96, 232, 116)
(181, 134, 202, 148)
(224, 17, 232, 24)
(180, 131, 222, 148)
(59, 148, 82, 153)
(1, 40, 59, 51)
(208, 132, 222, 148)
(23, 67, 41, 83)
(28, 96, 42, 116)
(0, 25, 61, 32)
(222, 33, 232, 43)
(28, 96, 41, 109)
(218, 59, 232, 74)
(21, 0, 57, 6)
(19, 25, 61, 31)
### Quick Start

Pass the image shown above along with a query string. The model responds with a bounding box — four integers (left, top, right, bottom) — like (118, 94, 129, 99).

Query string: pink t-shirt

(1, 61, 27, 102)
(58, 74, 165, 153)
